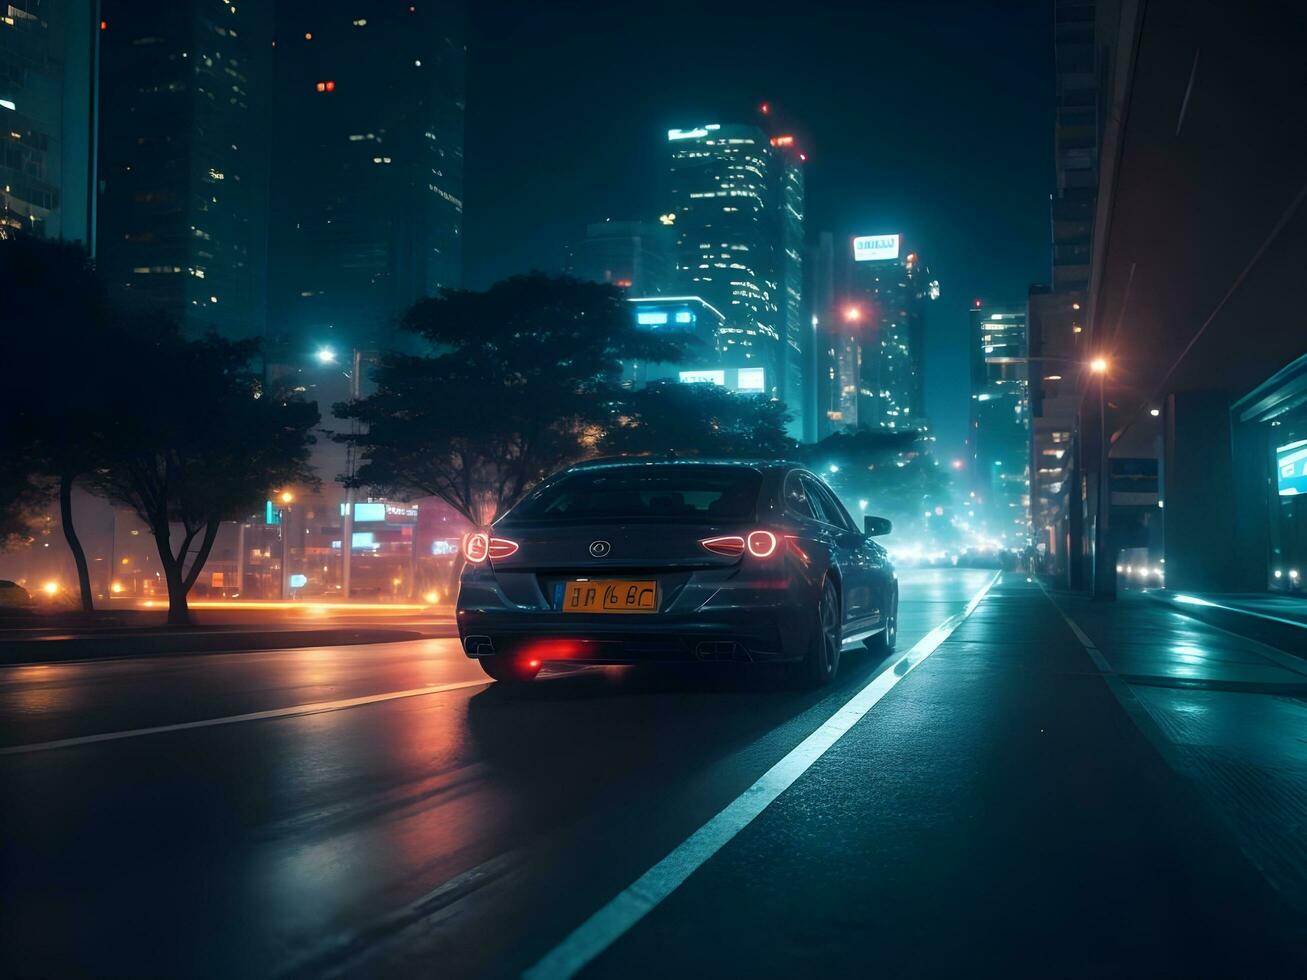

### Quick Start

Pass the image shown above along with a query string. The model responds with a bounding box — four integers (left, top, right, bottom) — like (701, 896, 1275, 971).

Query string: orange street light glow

(1090, 357, 1109, 374)
(843, 305, 862, 323)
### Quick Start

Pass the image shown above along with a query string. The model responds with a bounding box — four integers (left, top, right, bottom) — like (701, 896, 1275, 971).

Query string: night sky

(463, 1, 1054, 455)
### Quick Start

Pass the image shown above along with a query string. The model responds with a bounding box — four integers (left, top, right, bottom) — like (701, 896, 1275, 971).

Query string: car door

(821, 485, 892, 632)
(798, 473, 874, 634)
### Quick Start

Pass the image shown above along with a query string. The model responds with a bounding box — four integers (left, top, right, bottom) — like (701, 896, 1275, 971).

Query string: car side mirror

(864, 515, 892, 537)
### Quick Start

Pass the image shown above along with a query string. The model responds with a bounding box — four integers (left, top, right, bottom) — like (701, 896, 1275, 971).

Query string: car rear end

(457, 462, 816, 670)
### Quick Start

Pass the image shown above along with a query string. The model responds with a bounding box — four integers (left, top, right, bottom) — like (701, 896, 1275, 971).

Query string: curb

(1144, 592, 1307, 660)
(0, 627, 436, 666)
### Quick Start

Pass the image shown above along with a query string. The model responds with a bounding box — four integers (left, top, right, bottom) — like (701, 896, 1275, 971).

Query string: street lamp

(277, 491, 295, 598)
(1089, 356, 1111, 597)
(843, 305, 863, 324)
(312, 345, 365, 599)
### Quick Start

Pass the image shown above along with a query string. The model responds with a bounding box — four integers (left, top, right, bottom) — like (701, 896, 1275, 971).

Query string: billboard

(679, 369, 725, 385)
(1276, 439, 1307, 496)
(853, 234, 901, 262)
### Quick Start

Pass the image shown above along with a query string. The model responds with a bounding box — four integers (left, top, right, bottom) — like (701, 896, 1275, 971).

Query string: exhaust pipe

(463, 635, 494, 656)
(695, 640, 751, 662)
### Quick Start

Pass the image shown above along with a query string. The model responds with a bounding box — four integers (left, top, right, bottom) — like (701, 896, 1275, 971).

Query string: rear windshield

(505, 465, 762, 524)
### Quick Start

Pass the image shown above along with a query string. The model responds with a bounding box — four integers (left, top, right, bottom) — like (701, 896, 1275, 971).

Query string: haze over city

(1, 2, 1305, 978)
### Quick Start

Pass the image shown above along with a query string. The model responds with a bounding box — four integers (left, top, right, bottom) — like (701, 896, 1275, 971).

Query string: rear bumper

(457, 605, 807, 664)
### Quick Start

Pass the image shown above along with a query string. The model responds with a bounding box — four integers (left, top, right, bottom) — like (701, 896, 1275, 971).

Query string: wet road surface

(2, 569, 1303, 977)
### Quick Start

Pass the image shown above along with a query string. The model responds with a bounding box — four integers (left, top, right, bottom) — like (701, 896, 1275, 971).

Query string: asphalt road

(2, 568, 1303, 978)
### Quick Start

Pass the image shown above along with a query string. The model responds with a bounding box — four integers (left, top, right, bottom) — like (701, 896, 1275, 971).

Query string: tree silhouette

(337, 274, 694, 523)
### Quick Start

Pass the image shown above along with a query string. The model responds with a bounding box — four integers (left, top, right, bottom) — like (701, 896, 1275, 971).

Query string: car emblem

(589, 540, 612, 557)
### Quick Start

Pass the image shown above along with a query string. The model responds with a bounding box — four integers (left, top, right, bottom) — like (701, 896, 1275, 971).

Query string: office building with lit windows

(0, 0, 97, 245)
(269, 1, 465, 359)
(95, 0, 273, 340)
(970, 304, 1030, 548)
(846, 234, 938, 430)
(666, 121, 805, 433)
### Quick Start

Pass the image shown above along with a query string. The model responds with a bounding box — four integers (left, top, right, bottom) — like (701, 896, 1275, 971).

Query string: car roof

(561, 457, 804, 475)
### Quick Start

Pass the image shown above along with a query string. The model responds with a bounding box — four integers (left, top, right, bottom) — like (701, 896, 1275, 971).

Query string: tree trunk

(150, 520, 191, 626)
(58, 472, 94, 613)
(165, 565, 190, 626)
(181, 520, 221, 594)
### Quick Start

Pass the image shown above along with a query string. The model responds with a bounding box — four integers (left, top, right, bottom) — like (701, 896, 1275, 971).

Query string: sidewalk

(1144, 589, 1307, 658)
(1045, 586, 1307, 919)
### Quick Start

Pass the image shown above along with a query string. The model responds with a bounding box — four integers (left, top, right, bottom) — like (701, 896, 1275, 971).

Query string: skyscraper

(567, 219, 673, 296)
(846, 234, 938, 430)
(0, 0, 97, 245)
(1027, 0, 1099, 581)
(666, 121, 804, 430)
(95, 0, 273, 340)
(970, 304, 1030, 548)
(269, 1, 465, 359)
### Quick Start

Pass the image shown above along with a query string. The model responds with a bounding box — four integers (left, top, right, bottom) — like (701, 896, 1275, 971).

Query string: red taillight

(700, 535, 745, 557)
(701, 531, 778, 558)
(465, 533, 517, 562)
(464, 532, 489, 563)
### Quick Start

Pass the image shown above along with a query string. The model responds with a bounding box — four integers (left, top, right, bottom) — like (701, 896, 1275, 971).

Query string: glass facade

(970, 306, 1031, 548)
(667, 122, 804, 425)
(269, 0, 466, 359)
(0, 0, 96, 244)
(96, 0, 273, 340)
(848, 242, 937, 430)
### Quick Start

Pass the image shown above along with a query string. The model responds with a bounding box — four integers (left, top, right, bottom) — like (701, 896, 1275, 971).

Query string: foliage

(89, 333, 320, 624)
(338, 274, 695, 523)
(600, 381, 796, 459)
(0, 236, 114, 607)
(801, 429, 955, 530)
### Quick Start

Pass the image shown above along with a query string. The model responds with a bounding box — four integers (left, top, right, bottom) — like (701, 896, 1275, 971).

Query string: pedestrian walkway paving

(1046, 586, 1307, 921)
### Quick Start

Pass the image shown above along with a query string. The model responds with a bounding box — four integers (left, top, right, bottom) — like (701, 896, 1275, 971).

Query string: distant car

(457, 460, 898, 685)
(0, 580, 31, 608)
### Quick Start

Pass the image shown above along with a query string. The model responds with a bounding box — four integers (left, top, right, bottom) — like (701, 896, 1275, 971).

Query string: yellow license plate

(562, 579, 658, 613)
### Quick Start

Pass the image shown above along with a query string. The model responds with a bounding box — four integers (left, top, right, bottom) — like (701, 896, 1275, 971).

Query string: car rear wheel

(800, 579, 842, 686)
(478, 655, 541, 684)
(865, 585, 898, 654)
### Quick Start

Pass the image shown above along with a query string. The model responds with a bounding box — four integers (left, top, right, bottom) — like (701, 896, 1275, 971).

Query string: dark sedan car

(457, 459, 897, 685)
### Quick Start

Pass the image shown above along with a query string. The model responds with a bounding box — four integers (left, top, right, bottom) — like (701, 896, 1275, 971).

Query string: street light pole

(1089, 357, 1111, 598)
(341, 347, 361, 600)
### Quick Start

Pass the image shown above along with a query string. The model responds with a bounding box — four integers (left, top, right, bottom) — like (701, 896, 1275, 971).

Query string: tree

(337, 274, 694, 523)
(0, 235, 115, 610)
(90, 333, 320, 625)
(0, 457, 49, 548)
(600, 381, 796, 459)
(800, 429, 956, 534)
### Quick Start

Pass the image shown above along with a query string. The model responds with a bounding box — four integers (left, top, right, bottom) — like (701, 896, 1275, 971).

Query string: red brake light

(747, 530, 778, 558)
(487, 537, 519, 560)
(464, 532, 489, 563)
(700, 535, 745, 557)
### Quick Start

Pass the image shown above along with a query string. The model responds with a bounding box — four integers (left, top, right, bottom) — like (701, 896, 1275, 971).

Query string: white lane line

(1034, 583, 1191, 774)
(0, 679, 490, 756)
(524, 571, 1001, 980)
